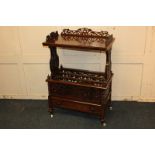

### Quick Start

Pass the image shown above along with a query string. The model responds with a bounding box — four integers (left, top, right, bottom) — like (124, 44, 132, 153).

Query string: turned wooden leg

(48, 95, 54, 118)
(100, 105, 106, 127)
(108, 82, 113, 110)
(108, 93, 113, 110)
(101, 118, 107, 127)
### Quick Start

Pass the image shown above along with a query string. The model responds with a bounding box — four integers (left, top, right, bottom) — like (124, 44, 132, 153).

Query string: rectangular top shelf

(43, 28, 115, 51)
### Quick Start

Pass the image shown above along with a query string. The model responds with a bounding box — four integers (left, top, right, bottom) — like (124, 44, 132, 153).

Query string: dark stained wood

(46, 72, 113, 90)
(43, 28, 115, 51)
(51, 96, 102, 115)
(49, 46, 59, 78)
(61, 28, 111, 38)
(43, 28, 115, 125)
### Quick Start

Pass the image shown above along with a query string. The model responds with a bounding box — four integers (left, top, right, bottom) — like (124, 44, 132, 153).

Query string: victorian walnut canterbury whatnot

(42, 28, 115, 126)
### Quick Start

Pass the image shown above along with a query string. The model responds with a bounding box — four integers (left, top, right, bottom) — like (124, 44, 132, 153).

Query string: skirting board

(0, 94, 155, 102)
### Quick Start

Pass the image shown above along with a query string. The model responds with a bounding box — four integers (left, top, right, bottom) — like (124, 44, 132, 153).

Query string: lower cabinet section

(47, 79, 112, 125)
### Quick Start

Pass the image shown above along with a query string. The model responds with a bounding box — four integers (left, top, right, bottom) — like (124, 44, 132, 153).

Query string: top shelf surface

(43, 28, 115, 51)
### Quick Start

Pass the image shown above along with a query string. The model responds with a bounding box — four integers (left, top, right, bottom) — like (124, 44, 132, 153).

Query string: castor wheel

(109, 106, 113, 111)
(50, 114, 54, 118)
(101, 121, 107, 127)
(102, 122, 107, 127)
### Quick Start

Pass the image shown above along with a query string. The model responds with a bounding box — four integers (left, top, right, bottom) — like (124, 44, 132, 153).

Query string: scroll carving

(44, 28, 113, 45)
(46, 31, 58, 41)
(53, 67, 106, 87)
(61, 28, 113, 44)
(61, 35, 106, 44)
(50, 83, 102, 103)
(61, 28, 112, 38)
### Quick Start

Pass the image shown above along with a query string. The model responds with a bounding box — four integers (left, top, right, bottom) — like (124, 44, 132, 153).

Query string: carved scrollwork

(45, 28, 113, 45)
(61, 28, 111, 38)
(53, 67, 106, 87)
(49, 83, 102, 103)
(61, 35, 106, 44)
(46, 31, 59, 41)
(61, 28, 113, 44)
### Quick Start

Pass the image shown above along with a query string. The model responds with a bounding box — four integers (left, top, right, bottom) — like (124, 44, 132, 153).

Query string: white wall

(0, 26, 155, 102)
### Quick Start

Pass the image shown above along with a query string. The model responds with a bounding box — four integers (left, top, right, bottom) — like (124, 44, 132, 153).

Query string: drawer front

(51, 96, 102, 115)
(48, 82, 104, 104)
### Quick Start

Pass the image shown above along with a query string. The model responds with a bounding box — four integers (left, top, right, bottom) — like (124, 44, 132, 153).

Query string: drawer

(51, 96, 102, 115)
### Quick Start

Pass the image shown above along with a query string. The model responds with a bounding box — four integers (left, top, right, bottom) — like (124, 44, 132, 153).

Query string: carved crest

(45, 28, 113, 45)
(61, 28, 112, 38)
(62, 35, 106, 44)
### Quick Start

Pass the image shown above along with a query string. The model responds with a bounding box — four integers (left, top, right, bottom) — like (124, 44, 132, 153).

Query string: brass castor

(109, 106, 113, 111)
(102, 122, 107, 127)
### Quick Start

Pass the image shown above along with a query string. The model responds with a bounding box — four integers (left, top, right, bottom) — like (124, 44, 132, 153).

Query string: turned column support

(49, 46, 59, 78)
(105, 48, 112, 80)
